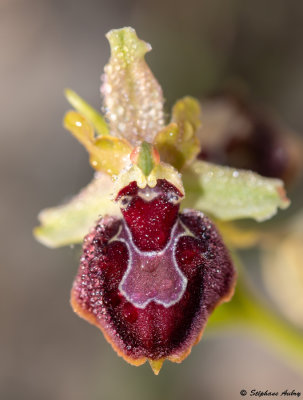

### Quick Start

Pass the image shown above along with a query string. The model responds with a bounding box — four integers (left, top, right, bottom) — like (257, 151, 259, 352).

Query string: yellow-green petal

(172, 96, 201, 132)
(64, 111, 132, 175)
(101, 27, 164, 145)
(154, 97, 201, 170)
(64, 111, 95, 150)
(34, 173, 120, 248)
(91, 136, 133, 175)
(182, 160, 290, 221)
(65, 89, 109, 136)
(216, 220, 261, 248)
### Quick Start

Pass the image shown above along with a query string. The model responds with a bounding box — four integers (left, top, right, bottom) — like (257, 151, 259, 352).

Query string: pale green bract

(34, 173, 120, 248)
(182, 160, 289, 222)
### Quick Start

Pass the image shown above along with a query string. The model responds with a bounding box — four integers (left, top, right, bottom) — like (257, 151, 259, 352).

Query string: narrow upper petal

(154, 97, 201, 170)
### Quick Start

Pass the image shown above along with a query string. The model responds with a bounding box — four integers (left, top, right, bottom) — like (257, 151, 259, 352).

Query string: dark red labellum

(71, 179, 236, 373)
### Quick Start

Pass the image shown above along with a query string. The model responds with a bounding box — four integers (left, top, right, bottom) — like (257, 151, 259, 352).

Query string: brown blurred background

(1, 1, 303, 399)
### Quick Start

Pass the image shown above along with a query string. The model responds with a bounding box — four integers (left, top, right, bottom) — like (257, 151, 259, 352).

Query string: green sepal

(182, 160, 290, 221)
(34, 173, 120, 248)
(101, 27, 164, 145)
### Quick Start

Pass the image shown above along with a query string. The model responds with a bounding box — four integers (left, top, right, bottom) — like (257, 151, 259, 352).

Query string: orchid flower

(34, 27, 290, 374)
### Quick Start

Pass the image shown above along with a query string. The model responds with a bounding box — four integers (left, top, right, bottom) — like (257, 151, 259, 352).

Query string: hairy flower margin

(34, 27, 290, 374)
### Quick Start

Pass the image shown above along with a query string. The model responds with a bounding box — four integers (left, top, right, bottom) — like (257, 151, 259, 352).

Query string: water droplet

(123, 302, 138, 323)
(109, 292, 121, 308)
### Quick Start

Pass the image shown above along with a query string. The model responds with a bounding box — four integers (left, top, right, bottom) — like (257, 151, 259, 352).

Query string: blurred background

(1, 0, 303, 399)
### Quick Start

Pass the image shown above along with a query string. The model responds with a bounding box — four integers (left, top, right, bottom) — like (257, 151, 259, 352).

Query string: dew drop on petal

(122, 302, 138, 323)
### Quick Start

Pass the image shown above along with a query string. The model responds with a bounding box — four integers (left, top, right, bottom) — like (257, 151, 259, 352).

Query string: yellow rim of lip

(70, 290, 147, 367)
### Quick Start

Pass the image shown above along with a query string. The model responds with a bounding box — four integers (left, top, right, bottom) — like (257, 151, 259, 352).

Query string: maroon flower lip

(71, 179, 236, 374)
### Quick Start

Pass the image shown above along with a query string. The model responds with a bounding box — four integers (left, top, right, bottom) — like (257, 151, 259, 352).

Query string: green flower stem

(207, 273, 303, 373)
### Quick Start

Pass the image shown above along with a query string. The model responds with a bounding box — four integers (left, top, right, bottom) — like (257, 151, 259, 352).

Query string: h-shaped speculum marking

(113, 220, 194, 308)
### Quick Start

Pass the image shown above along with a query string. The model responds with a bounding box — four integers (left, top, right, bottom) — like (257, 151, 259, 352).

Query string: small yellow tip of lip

(148, 359, 164, 375)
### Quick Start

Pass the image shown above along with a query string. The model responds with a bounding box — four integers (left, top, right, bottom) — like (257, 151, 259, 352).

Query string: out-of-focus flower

(262, 212, 303, 329)
(198, 91, 302, 186)
(34, 28, 290, 374)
